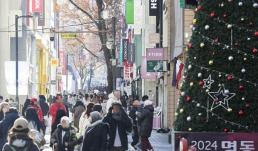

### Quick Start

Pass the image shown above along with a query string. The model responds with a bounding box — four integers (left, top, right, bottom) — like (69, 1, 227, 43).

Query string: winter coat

(0, 111, 4, 121)
(129, 107, 138, 126)
(50, 124, 80, 151)
(2, 132, 39, 151)
(72, 101, 85, 129)
(50, 102, 67, 125)
(137, 105, 154, 137)
(0, 109, 19, 150)
(39, 96, 49, 116)
(22, 99, 30, 116)
(78, 112, 91, 136)
(82, 120, 109, 151)
(103, 108, 132, 150)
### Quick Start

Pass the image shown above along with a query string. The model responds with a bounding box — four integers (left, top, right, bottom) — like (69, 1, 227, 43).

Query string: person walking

(78, 103, 94, 137)
(0, 107, 19, 150)
(39, 95, 49, 116)
(82, 111, 109, 151)
(72, 99, 85, 129)
(129, 100, 140, 148)
(103, 103, 132, 151)
(0, 102, 10, 121)
(137, 100, 154, 151)
(51, 116, 82, 151)
(2, 118, 40, 151)
(50, 94, 67, 134)
(106, 90, 121, 114)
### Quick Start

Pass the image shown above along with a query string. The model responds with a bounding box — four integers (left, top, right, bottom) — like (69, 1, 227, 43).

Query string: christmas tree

(174, 0, 258, 132)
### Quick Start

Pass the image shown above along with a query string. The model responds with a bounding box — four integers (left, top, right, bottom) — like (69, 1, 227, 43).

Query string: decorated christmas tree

(174, 0, 258, 132)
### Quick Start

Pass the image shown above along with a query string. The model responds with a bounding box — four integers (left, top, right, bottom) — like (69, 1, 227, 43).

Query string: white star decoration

(208, 87, 236, 111)
(203, 75, 214, 89)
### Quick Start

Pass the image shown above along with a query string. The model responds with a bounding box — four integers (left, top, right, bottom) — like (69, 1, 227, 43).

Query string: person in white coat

(106, 90, 121, 113)
(78, 103, 94, 137)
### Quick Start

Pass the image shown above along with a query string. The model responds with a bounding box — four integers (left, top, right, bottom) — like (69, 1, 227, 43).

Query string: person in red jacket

(50, 94, 67, 134)
(30, 98, 44, 123)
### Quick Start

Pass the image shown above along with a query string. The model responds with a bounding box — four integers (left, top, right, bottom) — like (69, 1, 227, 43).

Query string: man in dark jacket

(0, 108, 19, 150)
(82, 111, 109, 151)
(51, 116, 82, 151)
(103, 103, 132, 151)
(137, 100, 154, 151)
(129, 100, 140, 148)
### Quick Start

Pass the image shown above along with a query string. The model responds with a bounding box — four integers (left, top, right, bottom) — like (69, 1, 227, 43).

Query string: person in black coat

(82, 111, 109, 151)
(0, 108, 19, 150)
(39, 95, 49, 116)
(103, 103, 132, 151)
(22, 98, 31, 116)
(136, 100, 154, 151)
(51, 116, 82, 151)
(129, 100, 140, 147)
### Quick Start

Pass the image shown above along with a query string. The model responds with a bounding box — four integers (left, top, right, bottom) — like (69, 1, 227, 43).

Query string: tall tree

(174, 0, 258, 132)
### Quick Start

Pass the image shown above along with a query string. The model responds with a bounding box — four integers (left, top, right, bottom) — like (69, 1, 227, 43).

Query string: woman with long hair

(78, 103, 94, 137)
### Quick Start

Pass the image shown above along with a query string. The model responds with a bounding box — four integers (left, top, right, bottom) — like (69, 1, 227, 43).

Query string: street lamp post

(15, 15, 33, 109)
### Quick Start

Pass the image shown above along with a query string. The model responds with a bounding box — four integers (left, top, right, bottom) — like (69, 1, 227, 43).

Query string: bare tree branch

(76, 37, 100, 58)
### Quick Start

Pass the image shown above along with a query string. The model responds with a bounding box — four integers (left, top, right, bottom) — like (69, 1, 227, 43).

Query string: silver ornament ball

(187, 116, 192, 121)
(198, 73, 202, 78)
(228, 56, 234, 61)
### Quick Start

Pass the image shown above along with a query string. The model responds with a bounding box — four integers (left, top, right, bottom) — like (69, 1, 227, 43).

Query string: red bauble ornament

(227, 75, 233, 81)
(253, 48, 258, 54)
(238, 110, 244, 116)
(199, 80, 204, 87)
(224, 128, 229, 132)
(186, 96, 192, 102)
(254, 32, 258, 37)
(239, 85, 244, 91)
(210, 11, 216, 17)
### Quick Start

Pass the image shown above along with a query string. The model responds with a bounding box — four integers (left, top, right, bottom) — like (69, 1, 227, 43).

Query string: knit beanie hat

(90, 111, 102, 123)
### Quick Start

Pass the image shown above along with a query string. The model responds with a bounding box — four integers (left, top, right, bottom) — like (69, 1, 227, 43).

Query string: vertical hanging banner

(122, 39, 129, 61)
(32, 0, 44, 13)
(125, 0, 134, 24)
(38, 0, 45, 26)
(149, 0, 159, 16)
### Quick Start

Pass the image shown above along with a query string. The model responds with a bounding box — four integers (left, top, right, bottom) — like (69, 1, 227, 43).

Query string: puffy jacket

(2, 132, 39, 151)
(106, 93, 121, 113)
(50, 103, 67, 125)
(137, 105, 154, 137)
(0, 109, 19, 150)
(82, 120, 109, 151)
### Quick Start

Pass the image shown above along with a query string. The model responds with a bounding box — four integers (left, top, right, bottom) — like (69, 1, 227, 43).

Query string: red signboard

(32, 0, 43, 13)
(175, 132, 258, 151)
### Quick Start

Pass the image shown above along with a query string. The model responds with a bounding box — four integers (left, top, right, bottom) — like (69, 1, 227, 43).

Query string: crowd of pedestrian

(0, 90, 155, 151)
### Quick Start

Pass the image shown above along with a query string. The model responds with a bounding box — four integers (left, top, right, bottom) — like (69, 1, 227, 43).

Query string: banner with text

(175, 132, 258, 151)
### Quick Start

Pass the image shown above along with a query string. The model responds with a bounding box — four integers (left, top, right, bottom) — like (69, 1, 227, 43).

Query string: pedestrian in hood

(0, 107, 19, 150)
(106, 90, 121, 114)
(136, 100, 154, 151)
(0, 102, 10, 121)
(103, 103, 132, 151)
(82, 111, 109, 151)
(2, 117, 40, 151)
(51, 116, 82, 151)
(78, 103, 94, 137)
(72, 99, 85, 129)
(30, 98, 44, 123)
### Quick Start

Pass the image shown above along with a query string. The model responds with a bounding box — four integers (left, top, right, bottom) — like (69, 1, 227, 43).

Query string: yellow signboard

(51, 58, 58, 67)
(61, 33, 77, 39)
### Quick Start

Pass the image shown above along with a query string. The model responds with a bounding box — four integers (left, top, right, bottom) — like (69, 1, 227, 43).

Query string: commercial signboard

(61, 33, 77, 39)
(32, 0, 44, 13)
(125, 0, 134, 24)
(175, 132, 258, 151)
(149, 0, 159, 16)
(141, 56, 157, 79)
(146, 48, 166, 61)
(122, 39, 129, 61)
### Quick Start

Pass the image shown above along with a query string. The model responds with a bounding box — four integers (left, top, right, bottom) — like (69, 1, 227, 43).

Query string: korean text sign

(175, 132, 258, 151)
